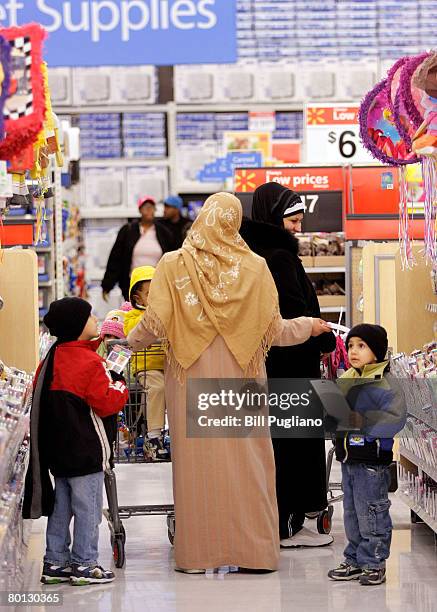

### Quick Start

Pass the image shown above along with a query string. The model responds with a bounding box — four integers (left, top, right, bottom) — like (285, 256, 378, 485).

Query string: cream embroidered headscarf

(143, 192, 281, 379)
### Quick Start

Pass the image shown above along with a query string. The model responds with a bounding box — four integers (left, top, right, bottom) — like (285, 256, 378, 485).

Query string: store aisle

(22, 461, 437, 612)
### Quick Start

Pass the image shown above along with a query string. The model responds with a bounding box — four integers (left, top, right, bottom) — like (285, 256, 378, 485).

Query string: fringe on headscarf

(144, 305, 282, 383)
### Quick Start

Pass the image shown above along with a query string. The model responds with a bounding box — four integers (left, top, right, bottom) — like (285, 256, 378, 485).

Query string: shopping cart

(103, 342, 175, 568)
(305, 326, 348, 534)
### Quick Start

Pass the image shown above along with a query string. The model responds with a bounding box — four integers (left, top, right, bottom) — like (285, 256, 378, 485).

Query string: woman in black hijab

(240, 182, 336, 548)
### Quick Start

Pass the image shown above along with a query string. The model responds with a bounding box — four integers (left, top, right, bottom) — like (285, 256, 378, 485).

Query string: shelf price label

(305, 103, 374, 165)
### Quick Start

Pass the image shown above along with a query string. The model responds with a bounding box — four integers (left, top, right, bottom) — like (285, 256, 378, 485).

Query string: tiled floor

(21, 461, 437, 612)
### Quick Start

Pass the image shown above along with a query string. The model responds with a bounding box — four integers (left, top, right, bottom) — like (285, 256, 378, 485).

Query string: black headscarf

(252, 183, 303, 227)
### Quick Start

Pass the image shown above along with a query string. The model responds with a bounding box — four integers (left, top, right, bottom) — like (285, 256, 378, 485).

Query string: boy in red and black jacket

(23, 298, 129, 586)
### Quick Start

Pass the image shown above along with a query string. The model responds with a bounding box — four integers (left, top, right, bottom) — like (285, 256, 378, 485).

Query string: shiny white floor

(22, 460, 437, 612)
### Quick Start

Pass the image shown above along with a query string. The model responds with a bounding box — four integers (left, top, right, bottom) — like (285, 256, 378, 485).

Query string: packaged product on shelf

(47, 67, 73, 106)
(74, 66, 158, 107)
(174, 65, 218, 103)
(215, 63, 258, 102)
(257, 63, 298, 102)
(296, 61, 338, 101)
(297, 234, 313, 257)
(111, 66, 158, 105)
(82, 167, 126, 213)
(83, 219, 125, 282)
(314, 278, 346, 297)
(312, 233, 345, 257)
(125, 166, 169, 212)
(0, 364, 32, 591)
(335, 60, 377, 99)
(176, 141, 223, 192)
(72, 67, 114, 105)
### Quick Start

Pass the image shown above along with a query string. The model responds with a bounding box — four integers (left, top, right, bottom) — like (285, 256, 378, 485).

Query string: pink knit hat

(100, 310, 126, 340)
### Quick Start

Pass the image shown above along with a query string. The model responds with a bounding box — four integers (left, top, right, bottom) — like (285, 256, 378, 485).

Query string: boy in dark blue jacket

(328, 324, 406, 586)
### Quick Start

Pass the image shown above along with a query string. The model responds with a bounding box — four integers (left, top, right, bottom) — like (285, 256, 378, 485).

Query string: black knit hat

(346, 324, 388, 363)
(43, 298, 92, 342)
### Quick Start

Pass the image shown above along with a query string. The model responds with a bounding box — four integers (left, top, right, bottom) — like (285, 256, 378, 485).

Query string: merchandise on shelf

(297, 232, 346, 258)
(72, 66, 158, 106)
(392, 341, 437, 533)
(0, 364, 32, 592)
(74, 112, 167, 161)
(62, 197, 86, 298)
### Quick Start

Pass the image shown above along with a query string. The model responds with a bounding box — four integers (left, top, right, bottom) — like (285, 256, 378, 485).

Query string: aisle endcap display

(0, 250, 39, 373)
(362, 243, 436, 356)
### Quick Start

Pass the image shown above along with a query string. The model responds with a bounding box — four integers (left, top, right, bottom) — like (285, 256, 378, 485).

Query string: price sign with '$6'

(305, 103, 374, 164)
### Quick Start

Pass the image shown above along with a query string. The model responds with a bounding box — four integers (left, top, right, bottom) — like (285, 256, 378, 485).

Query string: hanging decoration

(0, 35, 11, 142)
(359, 50, 437, 269)
(0, 23, 47, 162)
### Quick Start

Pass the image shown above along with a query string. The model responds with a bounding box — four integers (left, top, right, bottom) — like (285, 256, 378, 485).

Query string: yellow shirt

(124, 308, 165, 372)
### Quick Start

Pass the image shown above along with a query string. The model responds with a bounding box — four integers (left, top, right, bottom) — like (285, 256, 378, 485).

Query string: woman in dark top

(102, 196, 175, 301)
(240, 182, 336, 548)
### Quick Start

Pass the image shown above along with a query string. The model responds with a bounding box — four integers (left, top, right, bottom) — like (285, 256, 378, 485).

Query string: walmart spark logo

(307, 108, 326, 125)
(235, 170, 257, 192)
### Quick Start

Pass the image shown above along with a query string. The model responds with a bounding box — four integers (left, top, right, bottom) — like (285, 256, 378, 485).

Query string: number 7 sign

(300, 194, 320, 213)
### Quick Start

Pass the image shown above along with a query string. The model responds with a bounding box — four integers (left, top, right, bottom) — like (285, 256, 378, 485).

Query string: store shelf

(175, 103, 304, 112)
(35, 246, 52, 253)
(408, 404, 436, 431)
(39, 281, 53, 288)
(397, 490, 437, 534)
(54, 104, 170, 114)
(318, 295, 346, 308)
(399, 445, 437, 484)
(305, 267, 346, 274)
(314, 256, 346, 267)
(81, 158, 170, 168)
(320, 307, 346, 314)
(3, 215, 36, 222)
(80, 209, 139, 219)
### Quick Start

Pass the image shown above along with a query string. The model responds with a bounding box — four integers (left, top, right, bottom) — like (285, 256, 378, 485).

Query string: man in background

(158, 195, 192, 248)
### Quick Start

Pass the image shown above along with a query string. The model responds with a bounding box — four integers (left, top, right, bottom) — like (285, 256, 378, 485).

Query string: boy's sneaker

(328, 562, 363, 581)
(359, 568, 386, 586)
(70, 564, 115, 586)
(144, 436, 170, 462)
(41, 563, 72, 584)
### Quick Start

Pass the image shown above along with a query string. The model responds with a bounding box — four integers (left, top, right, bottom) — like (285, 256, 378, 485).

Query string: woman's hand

(311, 319, 332, 337)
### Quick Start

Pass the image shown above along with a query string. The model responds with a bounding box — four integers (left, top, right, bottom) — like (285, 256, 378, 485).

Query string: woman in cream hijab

(128, 192, 330, 573)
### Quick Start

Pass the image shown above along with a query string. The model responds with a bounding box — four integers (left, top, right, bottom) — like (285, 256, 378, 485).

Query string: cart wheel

(113, 536, 125, 568)
(168, 529, 175, 546)
(317, 506, 333, 534)
(120, 523, 126, 544)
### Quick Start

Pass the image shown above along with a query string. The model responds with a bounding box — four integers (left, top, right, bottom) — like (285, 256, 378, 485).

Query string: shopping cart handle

(107, 339, 130, 348)
(106, 339, 163, 349)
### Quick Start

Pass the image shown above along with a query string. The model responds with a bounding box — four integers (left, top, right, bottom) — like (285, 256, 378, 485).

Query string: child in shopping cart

(97, 307, 128, 359)
(328, 324, 406, 586)
(124, 266, 169, 462)
(23, 298, 129, 586)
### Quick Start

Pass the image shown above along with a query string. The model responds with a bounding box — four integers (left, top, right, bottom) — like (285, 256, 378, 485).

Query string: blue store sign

(0, 0, 237, 66)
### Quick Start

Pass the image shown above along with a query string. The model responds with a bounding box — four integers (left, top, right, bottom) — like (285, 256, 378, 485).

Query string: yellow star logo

(235, 170, 257, 193)
(307, 108, 326, 125)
